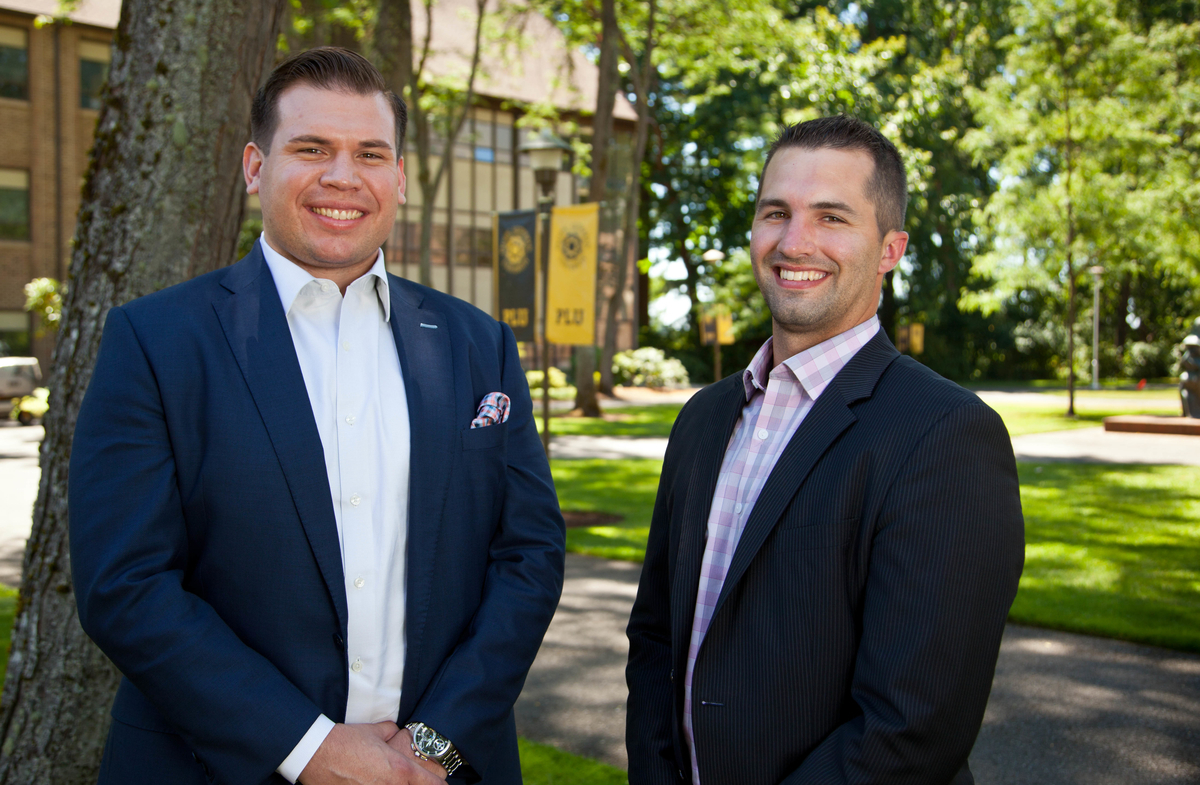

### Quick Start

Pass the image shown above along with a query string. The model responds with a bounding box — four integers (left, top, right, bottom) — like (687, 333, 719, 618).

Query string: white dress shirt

(259, 237, 412, 782)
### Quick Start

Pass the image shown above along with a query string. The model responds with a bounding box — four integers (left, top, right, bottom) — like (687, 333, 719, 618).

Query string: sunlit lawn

(988, 389, 1180, 437)
(537, 405, 683, 437)
(551, 459, 660, 561)
(519, 737, 627, 784)
(1013, 462, 1200, 651)
(552, 456, 1200, 653)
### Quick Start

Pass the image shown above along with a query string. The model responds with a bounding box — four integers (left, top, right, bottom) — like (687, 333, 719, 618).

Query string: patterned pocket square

(471, 392, 511, 429)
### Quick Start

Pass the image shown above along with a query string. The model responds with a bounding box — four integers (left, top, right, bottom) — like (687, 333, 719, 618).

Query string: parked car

(10, 387, 49, 426)
(0, 357, 42, 401)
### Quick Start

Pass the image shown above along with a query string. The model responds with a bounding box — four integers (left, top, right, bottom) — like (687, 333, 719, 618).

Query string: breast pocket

(773, 516, 856, 551)
(460, 422, 509, 451)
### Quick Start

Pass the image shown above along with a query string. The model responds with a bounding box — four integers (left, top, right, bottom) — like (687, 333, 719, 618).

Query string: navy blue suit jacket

(70, 245, 565, 784)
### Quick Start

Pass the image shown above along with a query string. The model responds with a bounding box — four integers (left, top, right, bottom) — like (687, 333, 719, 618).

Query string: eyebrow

(810, 200, 859, 216)
(286, 135, 395, 153)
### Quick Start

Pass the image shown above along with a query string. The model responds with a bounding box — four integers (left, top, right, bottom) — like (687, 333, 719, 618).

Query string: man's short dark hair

(760, 115, 907, 236)
(251, 46, 408, 154)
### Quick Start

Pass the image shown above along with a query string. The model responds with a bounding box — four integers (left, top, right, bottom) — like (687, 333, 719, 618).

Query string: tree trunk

(1067, 265, 1077, 417)
(0, 3, 285, 782)
(573, 0, 619, 414)
(600, 0, 655, 397)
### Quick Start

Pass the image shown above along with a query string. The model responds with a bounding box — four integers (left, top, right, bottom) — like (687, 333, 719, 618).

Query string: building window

(79, 40, 111, 110)
(0, 26, 28, 101)
(0, 311, 31, 356)
(0, 169, 29, 241)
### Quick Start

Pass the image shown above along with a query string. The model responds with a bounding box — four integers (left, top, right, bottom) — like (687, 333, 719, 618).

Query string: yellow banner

(546, 203, 599, 345)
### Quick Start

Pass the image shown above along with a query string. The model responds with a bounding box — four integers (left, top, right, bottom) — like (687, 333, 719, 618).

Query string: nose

(320, 150, 361, 190)
(777, 216, 817, 259)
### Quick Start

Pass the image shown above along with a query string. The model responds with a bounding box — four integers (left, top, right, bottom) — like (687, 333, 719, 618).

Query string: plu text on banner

(493, 210, 538, 342)
(546, 203, 599, 346)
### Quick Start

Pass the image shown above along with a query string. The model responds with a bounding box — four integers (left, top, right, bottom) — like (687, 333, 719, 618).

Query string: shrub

(612, 348, 690, 388)
(525, 367, 569, 389)
(1124, 340, 1174, 380)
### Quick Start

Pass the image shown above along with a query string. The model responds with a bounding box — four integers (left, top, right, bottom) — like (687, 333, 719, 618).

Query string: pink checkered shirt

(683, 316, 879, 783)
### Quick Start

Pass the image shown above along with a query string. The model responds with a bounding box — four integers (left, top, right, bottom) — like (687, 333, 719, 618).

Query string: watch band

(406, 721, 465, 776)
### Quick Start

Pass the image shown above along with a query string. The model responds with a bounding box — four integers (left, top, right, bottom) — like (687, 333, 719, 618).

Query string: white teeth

(312, 207, 363, 221)
(780, 269, 826, 282)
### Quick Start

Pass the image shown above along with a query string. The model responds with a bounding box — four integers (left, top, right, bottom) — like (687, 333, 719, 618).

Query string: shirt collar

(742, 316, 880, 402)
(259, 234, 392, 322)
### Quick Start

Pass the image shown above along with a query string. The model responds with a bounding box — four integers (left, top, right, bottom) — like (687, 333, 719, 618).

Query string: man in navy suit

(625, 116, 1023, 784)
(70, 47, 565, 784)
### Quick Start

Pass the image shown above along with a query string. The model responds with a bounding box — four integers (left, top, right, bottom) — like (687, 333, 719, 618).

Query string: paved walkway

(551, 428, 1200, 466)
(0, 422, 41, 587)
(515, 554, 1200, 782)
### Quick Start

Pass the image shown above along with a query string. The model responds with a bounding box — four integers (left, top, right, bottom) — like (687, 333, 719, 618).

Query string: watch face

(414, 725, 451, 758)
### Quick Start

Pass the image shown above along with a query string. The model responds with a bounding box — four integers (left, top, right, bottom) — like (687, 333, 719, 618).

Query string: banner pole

(539, 199, 553, 455)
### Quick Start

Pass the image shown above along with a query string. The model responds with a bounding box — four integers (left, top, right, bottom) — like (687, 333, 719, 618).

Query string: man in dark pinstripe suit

(626, 116, 1024, 785)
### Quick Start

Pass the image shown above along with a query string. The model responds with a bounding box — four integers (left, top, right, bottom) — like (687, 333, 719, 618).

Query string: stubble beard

(753, 252, 842, 335)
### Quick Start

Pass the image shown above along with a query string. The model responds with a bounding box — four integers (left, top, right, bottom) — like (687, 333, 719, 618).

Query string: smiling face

(243, 83, 405, 284)
(750, 146, 908, 364)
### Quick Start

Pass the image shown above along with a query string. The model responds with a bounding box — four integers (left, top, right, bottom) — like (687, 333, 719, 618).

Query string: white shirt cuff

(277, 714, 337, 783)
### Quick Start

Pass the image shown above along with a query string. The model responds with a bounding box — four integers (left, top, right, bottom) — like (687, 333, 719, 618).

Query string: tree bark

(0, 2, 285, 782)
(573, 0, 619, 414)
(600, 4, 655, 396)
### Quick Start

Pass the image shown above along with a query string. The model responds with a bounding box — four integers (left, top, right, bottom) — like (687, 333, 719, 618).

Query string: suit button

(669, 668, 674, 682)
(333, 633, 345, 648)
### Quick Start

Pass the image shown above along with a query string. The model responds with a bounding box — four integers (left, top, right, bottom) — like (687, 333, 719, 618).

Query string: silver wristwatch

(406, 721, 465, 776)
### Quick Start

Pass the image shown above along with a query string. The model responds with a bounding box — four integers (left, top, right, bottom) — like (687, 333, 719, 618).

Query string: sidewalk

(515, 554, 1200, 782)
(550, 427, 1200, 466)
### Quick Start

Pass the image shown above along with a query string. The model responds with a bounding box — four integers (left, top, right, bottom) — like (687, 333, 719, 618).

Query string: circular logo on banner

(560, 230, 586, 268)
(501, 226, 532, 275)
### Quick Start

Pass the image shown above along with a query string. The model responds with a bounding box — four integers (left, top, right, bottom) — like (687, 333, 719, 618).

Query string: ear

(396, 156, 407, 206)
(243, 142, 264, 194)
(878, 230, 908, 276)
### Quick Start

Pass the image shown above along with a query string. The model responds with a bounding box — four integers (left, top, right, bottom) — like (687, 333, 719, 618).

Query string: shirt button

(350, 494, 361, 507)
(756, 428, 769, 440)
(734, 503, 744, 514)
(351, 658, 363, 673)
(345, 415, 356, 425)
(354, 577, 365, 588)
(341, 340, 351, 351)
(320, 282, 332, 294)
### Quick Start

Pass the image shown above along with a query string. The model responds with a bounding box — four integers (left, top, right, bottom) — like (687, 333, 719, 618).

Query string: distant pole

(714, 343, 722, 383)
(1089, 266, 1104, 391)
(521, 129, 571, 455)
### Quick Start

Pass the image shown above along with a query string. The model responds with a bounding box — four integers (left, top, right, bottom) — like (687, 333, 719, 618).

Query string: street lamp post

(1089, 265, 1105, 391)
(519, 129, 572, 455)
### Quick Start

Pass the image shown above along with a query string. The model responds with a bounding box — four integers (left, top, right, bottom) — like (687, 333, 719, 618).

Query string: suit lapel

(671, 378, 745, 674)
(213, 248, 348, 634)
(388, 279, 456, 715)
(712, 330, 900, 618)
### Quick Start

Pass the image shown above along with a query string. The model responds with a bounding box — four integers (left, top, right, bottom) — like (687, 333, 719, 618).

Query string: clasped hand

(299, 722, 448, 784)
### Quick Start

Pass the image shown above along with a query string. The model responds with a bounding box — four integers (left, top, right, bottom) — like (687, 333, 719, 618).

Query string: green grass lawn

(552, 457, 1200, 653)
(551, 459, 660, 560)
(537, 405, 683, 437)
(518, 738, 627, 784)
(1013, 462, 1200, 652)
(0, 583, 16, 686)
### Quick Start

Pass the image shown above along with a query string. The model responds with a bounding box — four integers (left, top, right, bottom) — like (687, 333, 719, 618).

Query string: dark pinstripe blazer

(626, 329, 1024, 785)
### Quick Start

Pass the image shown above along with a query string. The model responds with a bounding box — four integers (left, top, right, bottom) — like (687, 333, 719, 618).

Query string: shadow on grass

(552, 459, 661, 563)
